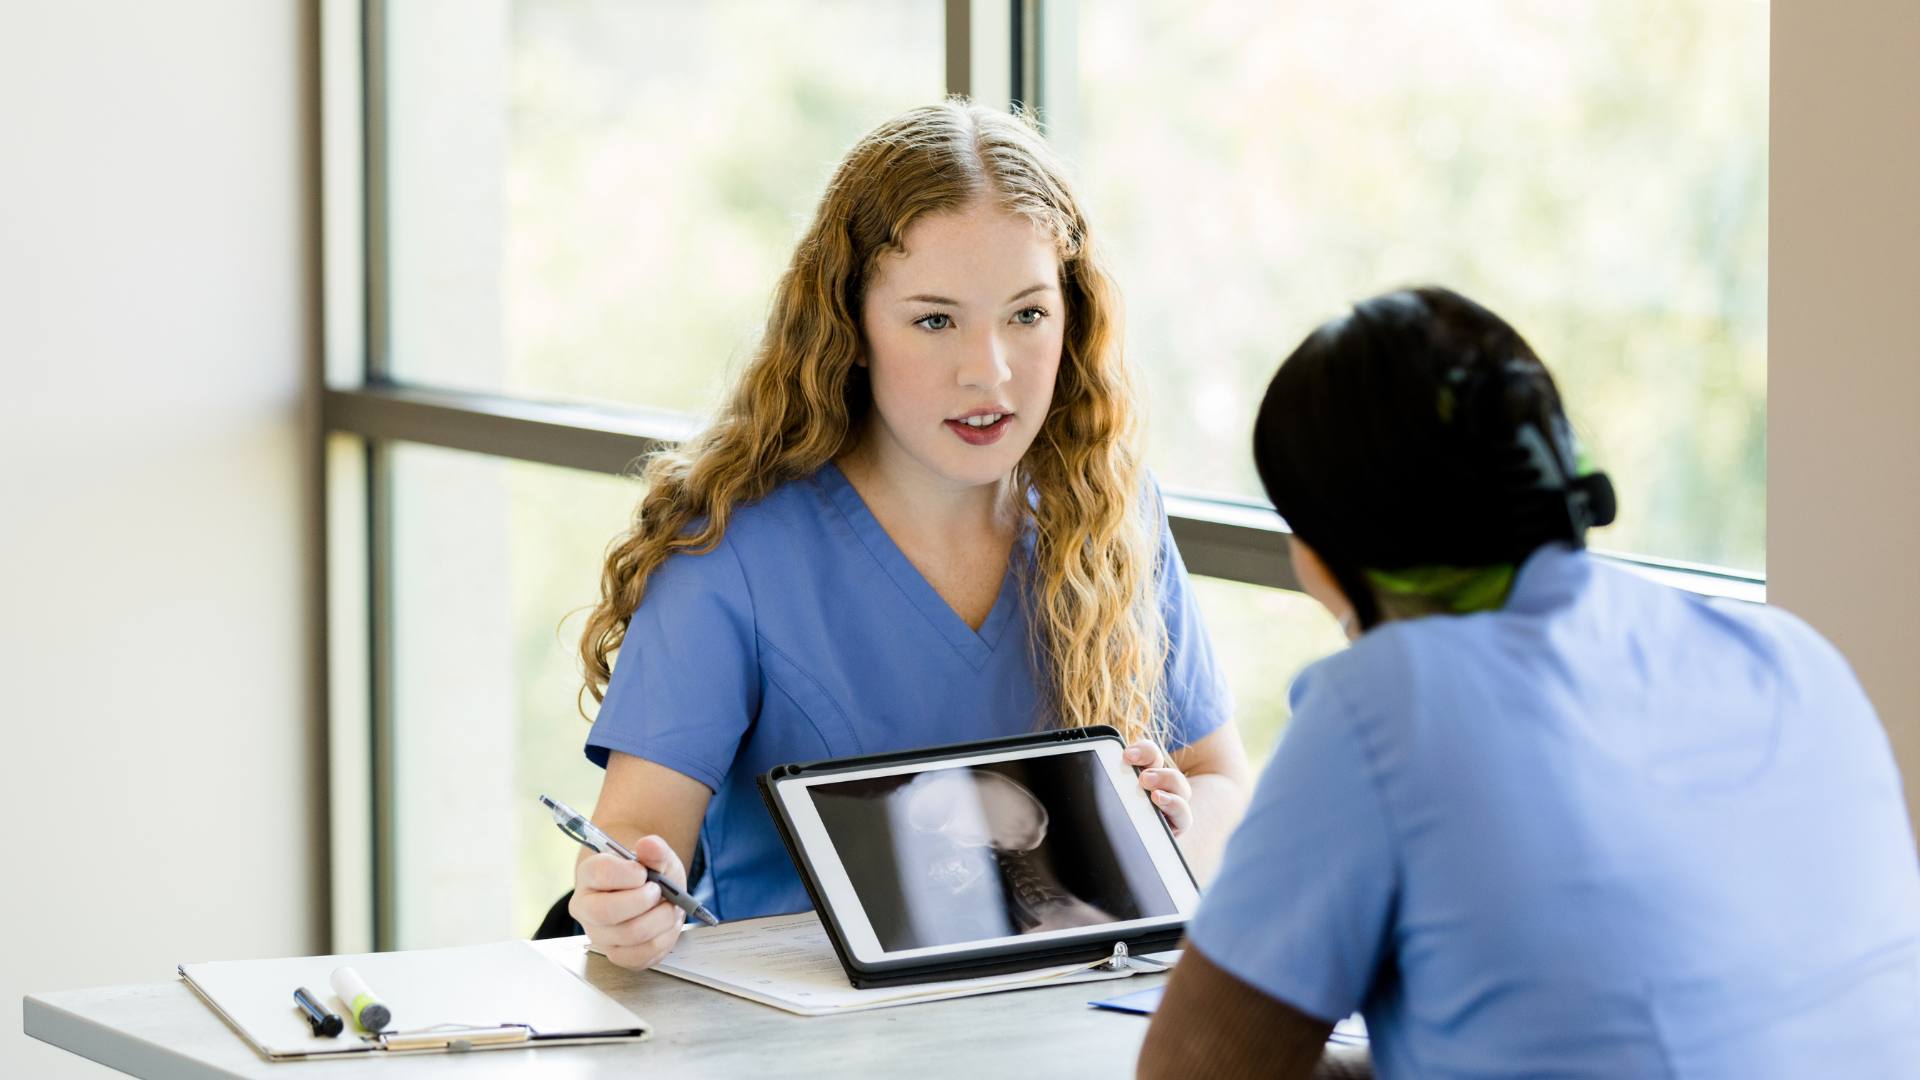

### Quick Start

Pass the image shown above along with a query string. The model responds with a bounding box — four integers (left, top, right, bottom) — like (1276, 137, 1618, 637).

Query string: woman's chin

(925, 437, 1037, 488)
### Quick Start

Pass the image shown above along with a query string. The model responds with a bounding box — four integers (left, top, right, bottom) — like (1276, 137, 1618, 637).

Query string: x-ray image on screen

(806, 750, 1177, 952)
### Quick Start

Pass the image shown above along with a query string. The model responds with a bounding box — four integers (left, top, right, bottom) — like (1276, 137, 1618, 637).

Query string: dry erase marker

(539, 794, 720, 927)
(293, 986, 343, 1037)
(329, 966, 391, 1032)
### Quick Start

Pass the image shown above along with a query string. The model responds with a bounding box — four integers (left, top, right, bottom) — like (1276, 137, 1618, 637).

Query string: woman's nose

(958, 331, 1013, 390)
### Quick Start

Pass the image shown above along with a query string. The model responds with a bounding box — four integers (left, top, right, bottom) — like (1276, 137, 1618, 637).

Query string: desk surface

(25, 936, 1165, 1078)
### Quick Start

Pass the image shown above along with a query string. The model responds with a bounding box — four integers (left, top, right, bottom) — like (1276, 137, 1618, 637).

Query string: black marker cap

(294, 986, 344, 1038)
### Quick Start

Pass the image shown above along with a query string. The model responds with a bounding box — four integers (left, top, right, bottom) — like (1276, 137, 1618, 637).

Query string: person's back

(1275, 544, 1920, 1075)
(1138, 286, 1920, 1079)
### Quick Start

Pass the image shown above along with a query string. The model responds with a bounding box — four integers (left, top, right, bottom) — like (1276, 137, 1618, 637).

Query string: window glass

(389, 443, 639, 945)
(1188, 576, 1348, 764)
(1058, 0, 1768, 570)
(384, 0, 946, 414)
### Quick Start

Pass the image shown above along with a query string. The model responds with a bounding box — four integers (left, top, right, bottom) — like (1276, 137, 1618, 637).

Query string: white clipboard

(179, 939, 648, 1061)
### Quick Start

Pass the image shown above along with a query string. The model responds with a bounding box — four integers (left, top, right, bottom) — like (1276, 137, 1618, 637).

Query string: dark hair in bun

(1252, 286, 1615, 631)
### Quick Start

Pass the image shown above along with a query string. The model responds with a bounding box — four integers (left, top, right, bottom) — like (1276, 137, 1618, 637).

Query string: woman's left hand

(1126, 740, 1194, 836)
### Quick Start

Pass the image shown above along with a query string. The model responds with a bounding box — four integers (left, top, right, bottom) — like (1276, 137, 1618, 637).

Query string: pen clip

(553, 814, 636, 861)
(378, 1023, 532, 1052)
(553, 817, 602, 853)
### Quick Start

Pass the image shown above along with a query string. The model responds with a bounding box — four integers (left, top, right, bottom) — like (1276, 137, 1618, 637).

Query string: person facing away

(566, 100, 1253, 970)
(1138, 287, 1920, 1079)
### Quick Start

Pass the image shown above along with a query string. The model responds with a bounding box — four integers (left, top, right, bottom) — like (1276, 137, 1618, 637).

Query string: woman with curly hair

(567, 100, 1249, 971)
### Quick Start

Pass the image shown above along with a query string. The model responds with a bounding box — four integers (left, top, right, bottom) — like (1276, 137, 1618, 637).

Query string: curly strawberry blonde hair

(580, 99, 1168, 744)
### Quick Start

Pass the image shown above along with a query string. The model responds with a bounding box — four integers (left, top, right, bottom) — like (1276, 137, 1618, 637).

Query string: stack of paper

(650, 912, 1176, 1016)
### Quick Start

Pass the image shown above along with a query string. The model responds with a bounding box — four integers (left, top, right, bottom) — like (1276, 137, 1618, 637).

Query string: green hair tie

(1365, 564, 1516, 615)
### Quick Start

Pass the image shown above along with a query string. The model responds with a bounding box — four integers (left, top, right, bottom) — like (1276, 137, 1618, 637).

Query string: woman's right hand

(569, 834, 690, 971)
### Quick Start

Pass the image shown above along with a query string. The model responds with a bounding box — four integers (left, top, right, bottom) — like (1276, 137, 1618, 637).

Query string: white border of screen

(769, 737, 1202, 967)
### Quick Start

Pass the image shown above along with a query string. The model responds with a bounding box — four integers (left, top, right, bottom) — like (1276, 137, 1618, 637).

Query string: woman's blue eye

(1013, 307, 1047, 326)
(915, 313, 954, 331)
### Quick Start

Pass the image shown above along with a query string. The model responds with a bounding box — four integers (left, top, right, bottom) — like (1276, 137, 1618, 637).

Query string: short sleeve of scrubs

(1186, 664, 1398, 1024)
(585, 534, 760, 793)
(1152, 484, 1231, 751)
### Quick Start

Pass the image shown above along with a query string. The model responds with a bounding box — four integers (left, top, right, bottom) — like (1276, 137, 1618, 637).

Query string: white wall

(0, 3, 323, 1077)
(1771, 2, 1920, 845)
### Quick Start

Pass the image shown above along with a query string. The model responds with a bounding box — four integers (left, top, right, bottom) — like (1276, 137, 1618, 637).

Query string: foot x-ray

(807, 751, 1178, 952)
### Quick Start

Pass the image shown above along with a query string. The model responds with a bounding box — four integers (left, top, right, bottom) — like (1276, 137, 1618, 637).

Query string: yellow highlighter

(329, 966, 392, 1033)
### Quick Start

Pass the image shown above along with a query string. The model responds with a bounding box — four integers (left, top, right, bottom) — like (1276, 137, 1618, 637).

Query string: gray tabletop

(25, 937, 1165, 1079)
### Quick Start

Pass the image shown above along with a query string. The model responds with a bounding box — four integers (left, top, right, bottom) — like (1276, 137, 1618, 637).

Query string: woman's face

(857, 200, 1065, 491)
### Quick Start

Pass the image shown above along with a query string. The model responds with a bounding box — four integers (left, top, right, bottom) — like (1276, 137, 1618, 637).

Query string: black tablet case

(757, 725, 1196, 989)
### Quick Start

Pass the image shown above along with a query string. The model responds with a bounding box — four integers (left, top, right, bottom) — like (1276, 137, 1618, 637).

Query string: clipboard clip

(377, 1024, 533, 1052)
(1096, 941, 1170, 974)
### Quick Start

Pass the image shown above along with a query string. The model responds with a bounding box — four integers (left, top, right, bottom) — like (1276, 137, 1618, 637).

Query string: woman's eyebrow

(895, 283, 1058, 306)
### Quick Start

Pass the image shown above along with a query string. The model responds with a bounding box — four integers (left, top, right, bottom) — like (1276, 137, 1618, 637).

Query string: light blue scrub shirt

(1191, 544, 1920, 1078)
(587, 463, 1229, 922)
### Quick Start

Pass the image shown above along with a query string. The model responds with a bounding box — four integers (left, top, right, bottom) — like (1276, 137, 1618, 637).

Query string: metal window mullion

(365, 440, 398, 953)
(301, 0, 336, 959)
(360, 0, 398, 953)
(362, 0, 391, 381)
(1011, 0, 1041, 114)
(945, 0, 971, 98)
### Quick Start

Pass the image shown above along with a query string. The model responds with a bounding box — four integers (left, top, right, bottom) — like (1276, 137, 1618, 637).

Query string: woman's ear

(1288, 537, 1360, 640)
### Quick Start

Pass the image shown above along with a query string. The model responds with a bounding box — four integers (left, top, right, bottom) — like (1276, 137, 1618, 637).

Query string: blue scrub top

(587, 462, 1229, 922)
(1189, 544, 1920, 1078)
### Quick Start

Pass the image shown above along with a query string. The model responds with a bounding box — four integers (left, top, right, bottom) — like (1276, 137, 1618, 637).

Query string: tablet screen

(803, 747, 1180, 953)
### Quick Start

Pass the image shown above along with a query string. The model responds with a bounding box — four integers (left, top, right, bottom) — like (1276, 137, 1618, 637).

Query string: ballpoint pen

(539, 794, 720, 927)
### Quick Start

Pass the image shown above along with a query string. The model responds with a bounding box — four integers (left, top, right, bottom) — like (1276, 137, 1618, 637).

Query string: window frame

(320, 0, 1764, 952)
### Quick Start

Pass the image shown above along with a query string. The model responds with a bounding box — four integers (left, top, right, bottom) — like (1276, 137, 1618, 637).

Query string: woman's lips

(945, 414, 1013, 446)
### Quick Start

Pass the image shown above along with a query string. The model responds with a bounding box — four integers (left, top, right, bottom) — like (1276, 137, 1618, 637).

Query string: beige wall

(1771, 2, 1920, 842)
(0, 3, 323, 1078)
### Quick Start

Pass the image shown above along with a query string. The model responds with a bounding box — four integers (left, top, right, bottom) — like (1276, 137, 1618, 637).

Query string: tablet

(759, 727, 1201, 987)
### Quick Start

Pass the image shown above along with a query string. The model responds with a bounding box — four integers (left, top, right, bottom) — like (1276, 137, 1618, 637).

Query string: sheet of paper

(652, 912, 1173, 1016)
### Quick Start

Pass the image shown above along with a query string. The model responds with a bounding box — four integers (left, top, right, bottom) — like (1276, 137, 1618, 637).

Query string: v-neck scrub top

(585, 463, 1230, 922)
